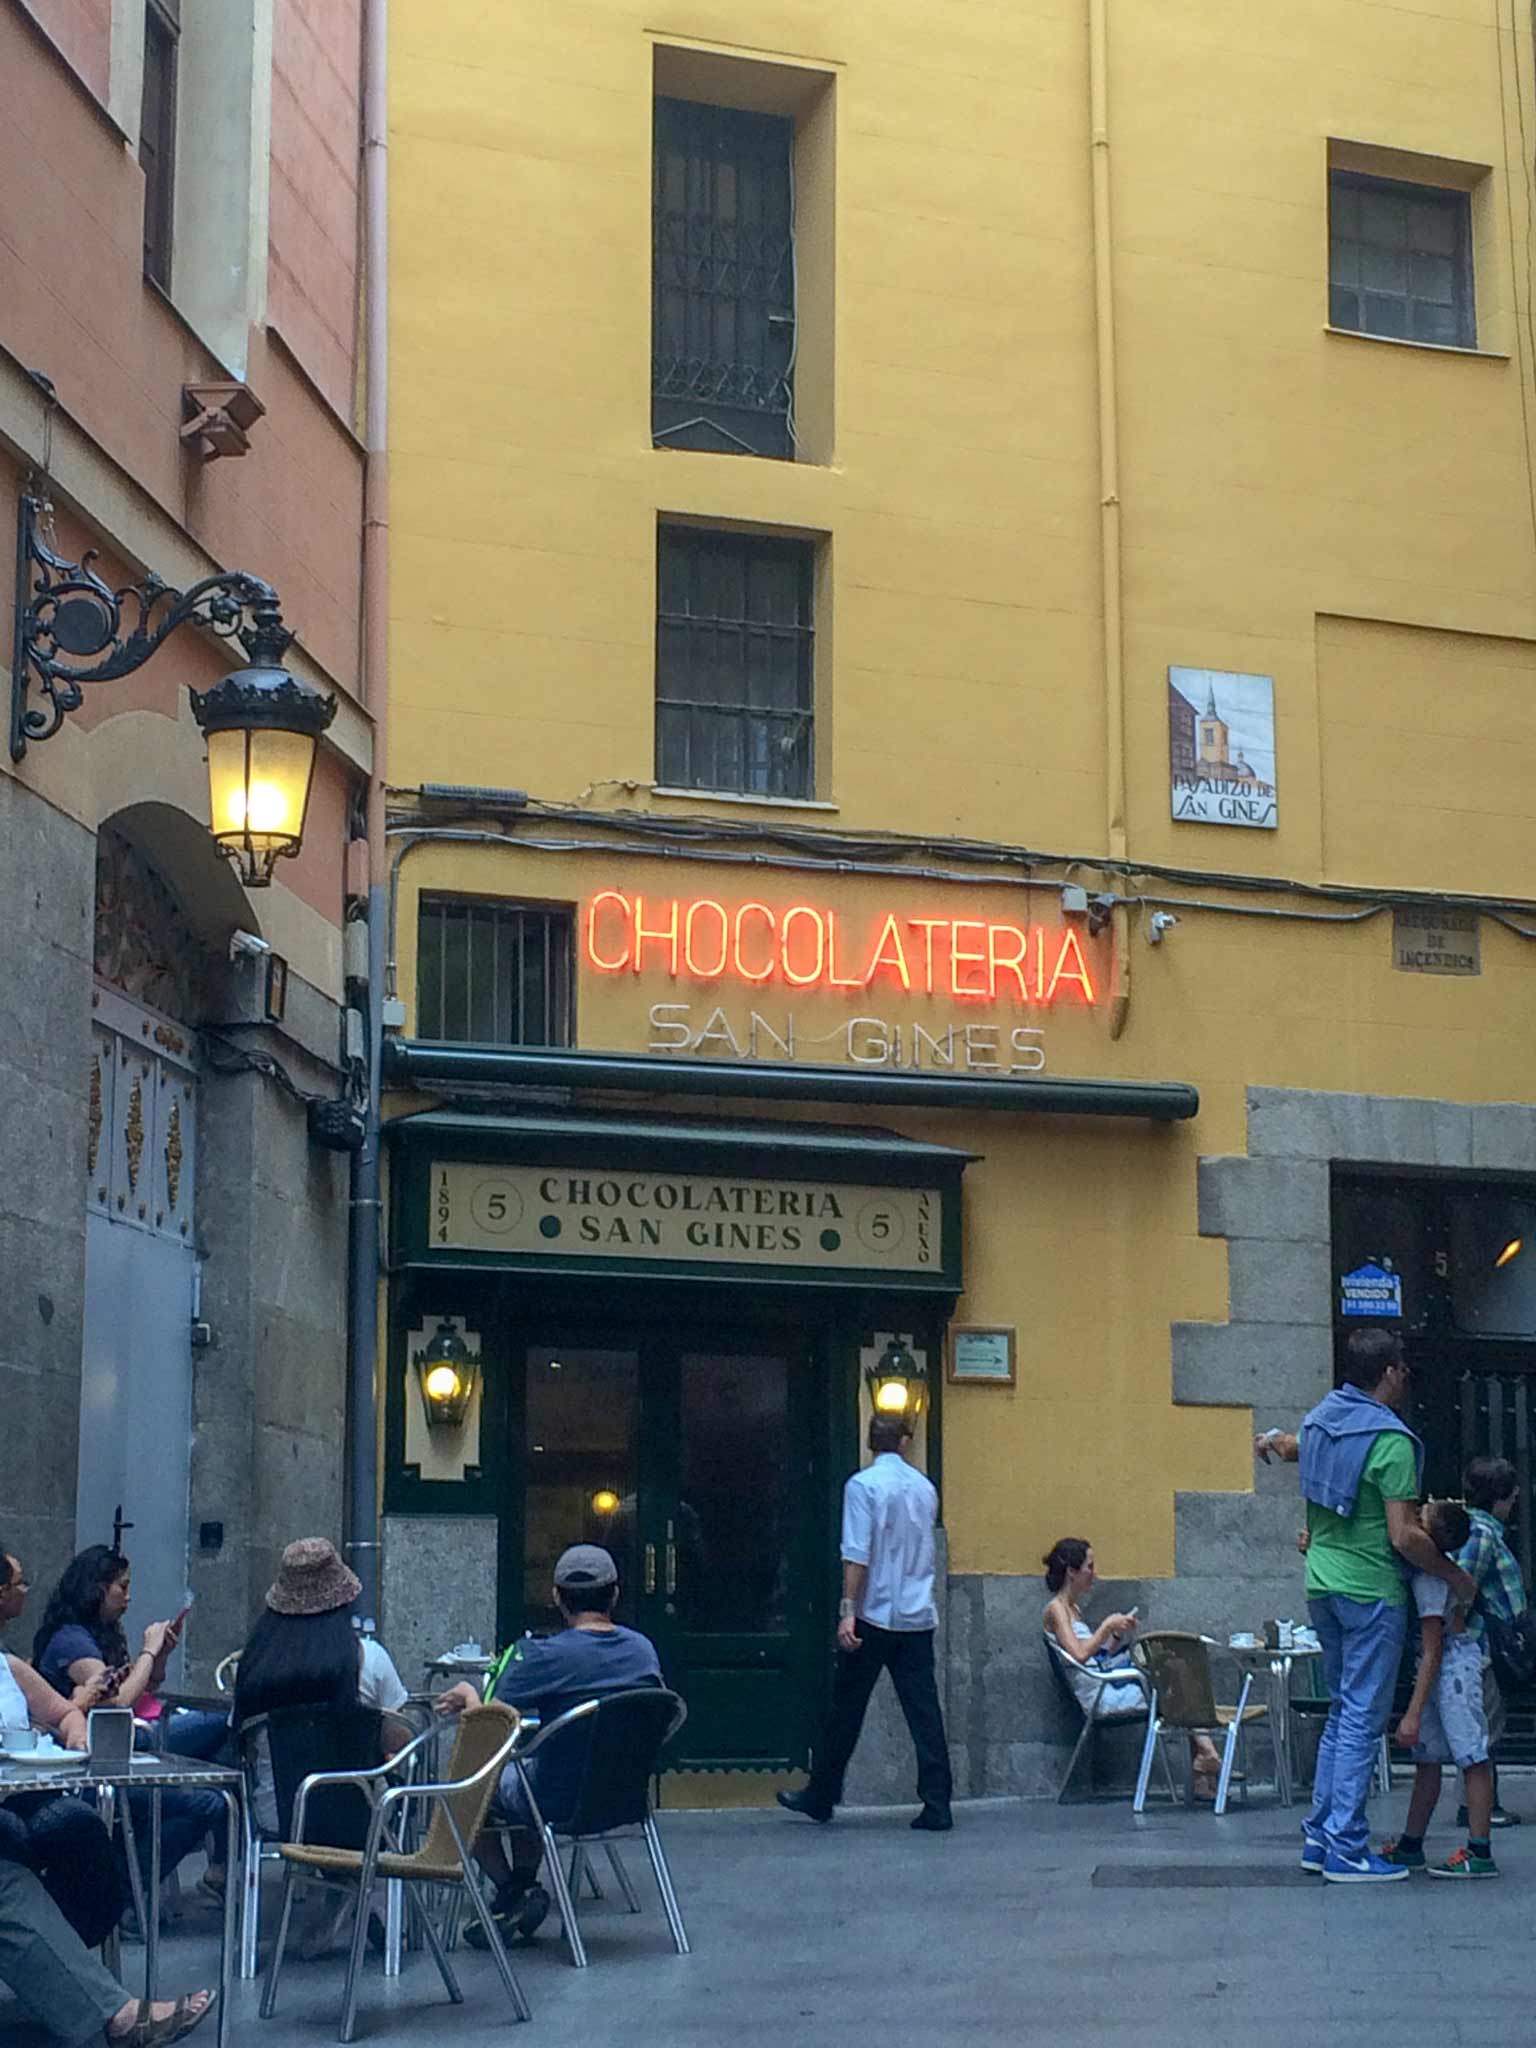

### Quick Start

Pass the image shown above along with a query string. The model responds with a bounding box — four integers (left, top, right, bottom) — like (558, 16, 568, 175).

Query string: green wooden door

(514, 1324, 824, 1772)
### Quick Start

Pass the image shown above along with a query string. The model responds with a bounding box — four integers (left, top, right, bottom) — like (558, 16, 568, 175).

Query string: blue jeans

(1306, 1593, 1407, 1858)
(162, 1707, 234, 1766)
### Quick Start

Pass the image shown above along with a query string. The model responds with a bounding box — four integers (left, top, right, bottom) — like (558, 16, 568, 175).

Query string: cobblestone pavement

(9, 1779, 1534, 2046)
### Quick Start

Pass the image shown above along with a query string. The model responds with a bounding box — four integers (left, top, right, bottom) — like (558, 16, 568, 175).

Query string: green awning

(384, 1040, 1199, 1121)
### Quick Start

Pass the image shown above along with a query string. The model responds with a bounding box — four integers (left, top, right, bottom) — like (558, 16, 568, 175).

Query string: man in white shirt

(778, 1414, 953, 1831)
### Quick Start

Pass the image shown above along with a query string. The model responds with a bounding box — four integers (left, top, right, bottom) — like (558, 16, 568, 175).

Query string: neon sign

(584, 892, 1098, 1005)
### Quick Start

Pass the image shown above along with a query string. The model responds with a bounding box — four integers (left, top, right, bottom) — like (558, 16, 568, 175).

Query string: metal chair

(236, 1704, 390, 1979)
(260, 1702, 529, 2040)
(504, 1687, 689, 1970)
(1043, 1634, 1174, 1804)
(1129, 1632, 1269, 1817)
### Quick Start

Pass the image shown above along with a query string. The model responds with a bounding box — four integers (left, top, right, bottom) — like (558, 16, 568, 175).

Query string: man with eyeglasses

(1257, 1327, 1475, 1883)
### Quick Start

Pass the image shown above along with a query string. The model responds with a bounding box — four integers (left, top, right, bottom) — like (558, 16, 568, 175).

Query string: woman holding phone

(33, 1547, 228, 1908)
(0, 1544, 126, 1945)
(1042, 1537, 1226, 1796)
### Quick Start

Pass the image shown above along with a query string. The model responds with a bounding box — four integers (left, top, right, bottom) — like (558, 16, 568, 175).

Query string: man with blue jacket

(1262, 1328, 1475, 1883)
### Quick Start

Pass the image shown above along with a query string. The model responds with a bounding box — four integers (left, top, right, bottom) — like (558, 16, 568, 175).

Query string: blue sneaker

(1322, 1848, 1411, 1884)
(1300, 1831, 1327, 1874)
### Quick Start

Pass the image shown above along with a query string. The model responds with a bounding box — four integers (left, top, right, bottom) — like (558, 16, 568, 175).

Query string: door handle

(644, 1543, 657, 1595)
(665, 1542, 677, 1596)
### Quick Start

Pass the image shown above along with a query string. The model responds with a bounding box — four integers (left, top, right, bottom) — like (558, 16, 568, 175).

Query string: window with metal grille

(416, 899, 575, 1047)
(140, 0, 180, 290)
(652, 97, 795, 459)
(1329, 171, 1474, 349)
(656, 527, 815, 799)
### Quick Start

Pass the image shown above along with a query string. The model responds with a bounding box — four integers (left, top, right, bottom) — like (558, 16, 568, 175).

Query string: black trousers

(7, 1793, 126, 1949)
(806, 1622, 952, 1814)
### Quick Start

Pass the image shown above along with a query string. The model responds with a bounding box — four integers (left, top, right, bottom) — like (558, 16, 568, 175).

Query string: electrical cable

(385, 791, 1536, 920)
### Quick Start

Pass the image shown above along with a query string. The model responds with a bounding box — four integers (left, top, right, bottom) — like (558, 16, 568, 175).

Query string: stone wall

(0, 777, 94, 1602)
(185, 980, 349, 1682)
(380, 1514, 500, 1691)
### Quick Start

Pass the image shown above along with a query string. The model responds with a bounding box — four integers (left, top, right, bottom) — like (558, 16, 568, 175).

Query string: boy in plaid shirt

(1456, 1457, 1527, 1830)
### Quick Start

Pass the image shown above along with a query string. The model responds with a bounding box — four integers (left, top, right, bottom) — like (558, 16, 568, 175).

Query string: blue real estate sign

(1339, 1261, 1403, 1319)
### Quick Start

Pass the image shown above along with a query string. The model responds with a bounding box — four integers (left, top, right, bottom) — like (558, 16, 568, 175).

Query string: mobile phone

(1125, 1606, 1139, 1620)
(171, 1599, 193, 1633)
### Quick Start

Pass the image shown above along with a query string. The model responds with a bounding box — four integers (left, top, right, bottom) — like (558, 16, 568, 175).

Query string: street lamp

(865, 1336, 927, 1429)
(11, 491, 335, 886)
(411, 1320, 481, 1429)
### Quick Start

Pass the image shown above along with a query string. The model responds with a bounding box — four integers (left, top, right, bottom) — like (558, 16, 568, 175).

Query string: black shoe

(776, 1788, 833, 1824)
(465, 1881, 551, 1949)
(1457, 1805, 1521, 1830)
(910, 1807, 954, 1832)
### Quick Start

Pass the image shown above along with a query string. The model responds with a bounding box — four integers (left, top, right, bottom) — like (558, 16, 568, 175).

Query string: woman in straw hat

(233, 1540, 410, 1957)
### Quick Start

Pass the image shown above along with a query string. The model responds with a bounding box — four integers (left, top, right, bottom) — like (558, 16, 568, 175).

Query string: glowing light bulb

(424, 1363, 462, 1401)
(591, 1490, 620, 1515)
(1496, 1238, 1524, 1270)
(874, 1379, 909, 1414)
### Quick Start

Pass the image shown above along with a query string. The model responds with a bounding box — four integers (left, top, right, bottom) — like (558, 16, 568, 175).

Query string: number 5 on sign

(857, 1201, 906, 1254)
(469, 1178, 522, 1236)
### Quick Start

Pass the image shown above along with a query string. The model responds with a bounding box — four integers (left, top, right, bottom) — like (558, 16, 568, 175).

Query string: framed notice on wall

(948, 1326, 1016, 1386)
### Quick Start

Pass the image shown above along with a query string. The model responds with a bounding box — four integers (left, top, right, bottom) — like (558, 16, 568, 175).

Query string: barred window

(416, 899, 574, 1047)
(1329, 172, 1474, 349)
(652, 97, 795, 459)
(656, 527, 815, 799)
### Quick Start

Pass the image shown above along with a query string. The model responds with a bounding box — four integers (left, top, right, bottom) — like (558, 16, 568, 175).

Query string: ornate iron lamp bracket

(10, 490, 294, 761)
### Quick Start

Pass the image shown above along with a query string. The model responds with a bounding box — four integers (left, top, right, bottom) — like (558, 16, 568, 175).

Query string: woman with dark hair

(233, 1540, 409, 1960)
(0, 1543, 126, 1946)
(33, 1547, 228, 1907)
(31, 1547, 174, 1715)
(1042, 1537, 1224, 1793)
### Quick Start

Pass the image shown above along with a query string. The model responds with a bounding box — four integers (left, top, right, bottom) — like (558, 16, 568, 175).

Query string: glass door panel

(523, 1345, 639, 1633)
(676, 1351, 790, 1635)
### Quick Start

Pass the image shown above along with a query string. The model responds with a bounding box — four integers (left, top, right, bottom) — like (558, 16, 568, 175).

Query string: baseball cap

(554, 1543, 618, 1590)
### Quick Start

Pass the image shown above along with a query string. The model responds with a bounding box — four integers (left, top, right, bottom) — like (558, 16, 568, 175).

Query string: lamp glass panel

(205, 729, 251, 839)
(240, 728, 316, 847)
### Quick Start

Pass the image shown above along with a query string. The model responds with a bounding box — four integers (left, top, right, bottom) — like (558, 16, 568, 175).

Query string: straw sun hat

(265, 1537, 362, 1617)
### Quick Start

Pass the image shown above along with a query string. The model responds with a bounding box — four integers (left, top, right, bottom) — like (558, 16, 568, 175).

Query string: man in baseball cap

(435, 1539, 664, 1947)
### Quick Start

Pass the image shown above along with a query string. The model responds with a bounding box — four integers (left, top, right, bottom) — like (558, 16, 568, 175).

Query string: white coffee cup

(3, 1726, 39, 1753)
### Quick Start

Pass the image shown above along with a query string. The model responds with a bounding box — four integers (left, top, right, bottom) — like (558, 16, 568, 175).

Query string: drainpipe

(1089, 0, 1132, 1039)
(345, 0, 389, 1615)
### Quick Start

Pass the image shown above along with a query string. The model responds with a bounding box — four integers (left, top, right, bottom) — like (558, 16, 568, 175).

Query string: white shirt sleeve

(840, 1474, 873, 1566)
(358, 1636, 409, 1712)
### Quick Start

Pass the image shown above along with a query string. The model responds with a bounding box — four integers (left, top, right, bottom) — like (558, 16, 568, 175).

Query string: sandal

(107, 1991, 217, 2046)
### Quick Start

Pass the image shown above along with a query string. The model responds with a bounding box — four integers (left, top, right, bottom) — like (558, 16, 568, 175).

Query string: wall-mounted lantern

(11, 491, 335, 886)
(864, 1336, 927, 1430)
(411, 1320, 481, 1430)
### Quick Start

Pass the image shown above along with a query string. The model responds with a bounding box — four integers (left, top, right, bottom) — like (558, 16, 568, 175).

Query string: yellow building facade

(381, 1, 1536, 1795)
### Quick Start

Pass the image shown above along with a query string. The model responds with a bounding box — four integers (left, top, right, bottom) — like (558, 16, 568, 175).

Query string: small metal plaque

(1392, 906, 1479, 976)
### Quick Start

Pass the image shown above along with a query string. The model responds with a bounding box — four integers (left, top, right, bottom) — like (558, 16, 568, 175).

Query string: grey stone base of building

(382, 1514, 500, 1687)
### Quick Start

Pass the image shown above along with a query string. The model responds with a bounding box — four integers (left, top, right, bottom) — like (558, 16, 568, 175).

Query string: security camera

(1147, 911, 1180, 946)
(228, 929, 272, 962)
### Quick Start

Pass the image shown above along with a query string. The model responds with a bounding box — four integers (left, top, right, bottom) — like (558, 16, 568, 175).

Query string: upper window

(416, 898, 574, 1047)
(1329, 171, 1474, 350)
(652, 98, 795, 459)
(139, 0, 180, 290)
(656, 527, 815, 800)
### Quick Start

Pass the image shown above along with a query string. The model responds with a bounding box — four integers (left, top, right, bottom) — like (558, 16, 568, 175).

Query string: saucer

(0, 1742, 84, 1769)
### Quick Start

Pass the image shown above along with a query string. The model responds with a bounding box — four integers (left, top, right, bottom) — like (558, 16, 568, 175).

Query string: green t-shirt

(1304, 1431, 1419, 1606)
